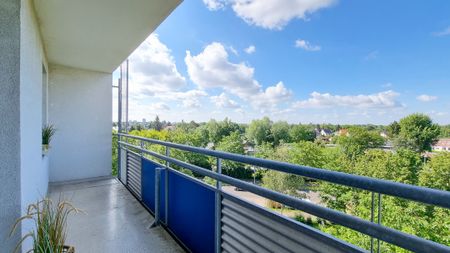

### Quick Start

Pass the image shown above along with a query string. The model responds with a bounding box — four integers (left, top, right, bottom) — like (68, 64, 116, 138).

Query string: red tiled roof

(433, 138, 450, 148)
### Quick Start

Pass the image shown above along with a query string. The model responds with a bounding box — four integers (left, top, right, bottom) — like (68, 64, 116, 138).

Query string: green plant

(10, 198, 81, 253)
(42, 124, 56, 146)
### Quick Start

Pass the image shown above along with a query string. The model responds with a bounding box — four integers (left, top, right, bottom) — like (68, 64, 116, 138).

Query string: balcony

(49, 178, 183, 252)
(90, 133, 448, 253)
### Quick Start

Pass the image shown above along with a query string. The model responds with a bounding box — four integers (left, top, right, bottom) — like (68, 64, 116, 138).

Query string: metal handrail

(119, 140, 450, 253)
(117, 133, 450, 209)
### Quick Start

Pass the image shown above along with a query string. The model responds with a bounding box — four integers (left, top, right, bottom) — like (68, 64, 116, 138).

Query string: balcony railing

(117, 133, 450, 253)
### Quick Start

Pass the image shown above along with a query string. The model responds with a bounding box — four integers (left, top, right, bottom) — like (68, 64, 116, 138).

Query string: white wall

(19, 0, 49, 250)
(48, 65, 112, 182)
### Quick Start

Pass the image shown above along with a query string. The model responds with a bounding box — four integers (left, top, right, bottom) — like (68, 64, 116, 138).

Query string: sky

(113, 0, 450, 125)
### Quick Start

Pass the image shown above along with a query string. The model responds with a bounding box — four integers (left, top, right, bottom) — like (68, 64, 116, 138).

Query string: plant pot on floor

(63, 245, 75, 253)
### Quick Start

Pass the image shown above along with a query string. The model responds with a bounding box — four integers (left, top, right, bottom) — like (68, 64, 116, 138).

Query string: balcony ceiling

(34, 0, 181, 73)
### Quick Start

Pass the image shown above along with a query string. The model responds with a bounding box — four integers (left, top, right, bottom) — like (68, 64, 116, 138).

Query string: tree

(246, 117, 273, 145)
(271, 121, 291, 145)
(262, 144, 306, 205)
(440, 125, 450, 138)
(169, 128, 210, 169)
(215, 131, 250, 178)
(289, 141, 326, 168)
(205, 118, 241, 144)
(336, 127, 385, 160)
(154, 115, 162, 131)
(419, 152, 450, 191)
(394, 114, 440, 152)
(387, 121, 400, 138)
(289, 125, 316, 142)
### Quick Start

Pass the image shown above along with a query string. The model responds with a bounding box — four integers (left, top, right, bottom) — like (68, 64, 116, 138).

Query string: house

(432, 138, 450, 152)
(336, 128, 349, 137)
(380, 131, 389, 138)
(164, 125, 176, 131)
(321, 129, 334, 136)
(243, 142, 255, 155)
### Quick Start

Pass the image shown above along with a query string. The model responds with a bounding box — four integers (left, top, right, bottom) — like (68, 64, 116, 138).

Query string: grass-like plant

(42, 124, 56, 146)
(10, 198, 80, 253)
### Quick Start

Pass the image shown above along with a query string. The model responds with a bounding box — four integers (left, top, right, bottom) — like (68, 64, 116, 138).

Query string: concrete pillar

(0, 0, 22, 251)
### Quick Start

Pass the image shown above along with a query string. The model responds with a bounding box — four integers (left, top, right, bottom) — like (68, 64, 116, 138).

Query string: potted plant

(10, 198, 80, 253)
(42, 124, 56, 155)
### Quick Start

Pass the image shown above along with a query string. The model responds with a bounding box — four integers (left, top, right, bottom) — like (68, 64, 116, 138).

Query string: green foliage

(394, 113, 440, 152)
(336, 127, 385, 160)
(387, 121, 401, 138)
(215, 131, 252, 178)
(169, 128, 210, 169)
(42, 124, 56, 145)
(440, 125, 450, 138)
(419, 152, 450, 191)
(246, 117, 273, 145)
(205, 118, 241, 144)
(262, 170, 305, 197)
(271, 121, 291, 145)
(11, 198, 80, 253)
(112, 132, 118, 176)
(289, 124, 316, 142)
(153, 115, 162, 131)
(289, 141, 326, 168)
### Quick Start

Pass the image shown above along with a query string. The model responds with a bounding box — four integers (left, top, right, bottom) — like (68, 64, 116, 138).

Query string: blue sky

(117, 0, 450, 124)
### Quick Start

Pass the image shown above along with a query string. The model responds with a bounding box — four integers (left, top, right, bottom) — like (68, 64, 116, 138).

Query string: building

(1, 0, 180, 251)
(432, 138, 450, 152)
(1, 1, 449, 253)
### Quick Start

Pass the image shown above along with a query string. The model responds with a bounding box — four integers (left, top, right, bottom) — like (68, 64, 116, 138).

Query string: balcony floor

(49, 178, 184, 253)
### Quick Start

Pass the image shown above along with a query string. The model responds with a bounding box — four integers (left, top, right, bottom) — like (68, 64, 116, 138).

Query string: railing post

(215, 158, 222, 253)
(165, 147, 170, 225)
(370, 192, 375, 253)
(117, 134, 122, 182)
(377, 193, 382, 253)
(151, 167, 163, 228)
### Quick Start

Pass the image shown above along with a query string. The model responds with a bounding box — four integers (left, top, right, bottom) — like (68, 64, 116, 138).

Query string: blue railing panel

(141, 158, 166, 221)
(168, 170, 215, 253)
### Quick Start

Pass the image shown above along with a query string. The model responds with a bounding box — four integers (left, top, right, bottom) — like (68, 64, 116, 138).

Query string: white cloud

(252, 82, 292, 108)
(204, 0, 336, 30)
(244, 45, 256, 54)
(432, 26, 450, 37)
(416, 94, 437, 102)
(295, 39, 321, 51)
(210, 93, 241, 108)
(151, 103, 170, 111)
(293, 90, 401, 109)
(157, 89, 208, 108)
(185, 42, 292, 109)
(129, 34, 186, 98)
(185, 42, 261, 98)
(127, 34, 209, 110)
(203, 0, 226, 10)
(229, 46, 239, 55)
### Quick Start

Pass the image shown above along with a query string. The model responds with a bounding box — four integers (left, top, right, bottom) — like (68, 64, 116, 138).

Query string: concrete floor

(49, 178, 184, 253)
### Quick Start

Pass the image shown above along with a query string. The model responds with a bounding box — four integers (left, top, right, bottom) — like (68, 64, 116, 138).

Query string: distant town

(113, 115, 450, 156)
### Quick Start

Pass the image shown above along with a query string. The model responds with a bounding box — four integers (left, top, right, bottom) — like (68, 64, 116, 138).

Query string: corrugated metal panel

(221, 195, 365, 253)
(126, 151, 141, 199)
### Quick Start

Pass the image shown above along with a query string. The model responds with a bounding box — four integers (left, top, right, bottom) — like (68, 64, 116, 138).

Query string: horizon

(113, 0, 450, 125)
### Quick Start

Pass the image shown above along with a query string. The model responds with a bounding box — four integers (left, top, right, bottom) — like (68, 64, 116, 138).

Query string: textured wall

(20, 0, 49, 250)
(0, 0, 21, 251)
(49, 65, 112, 182)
